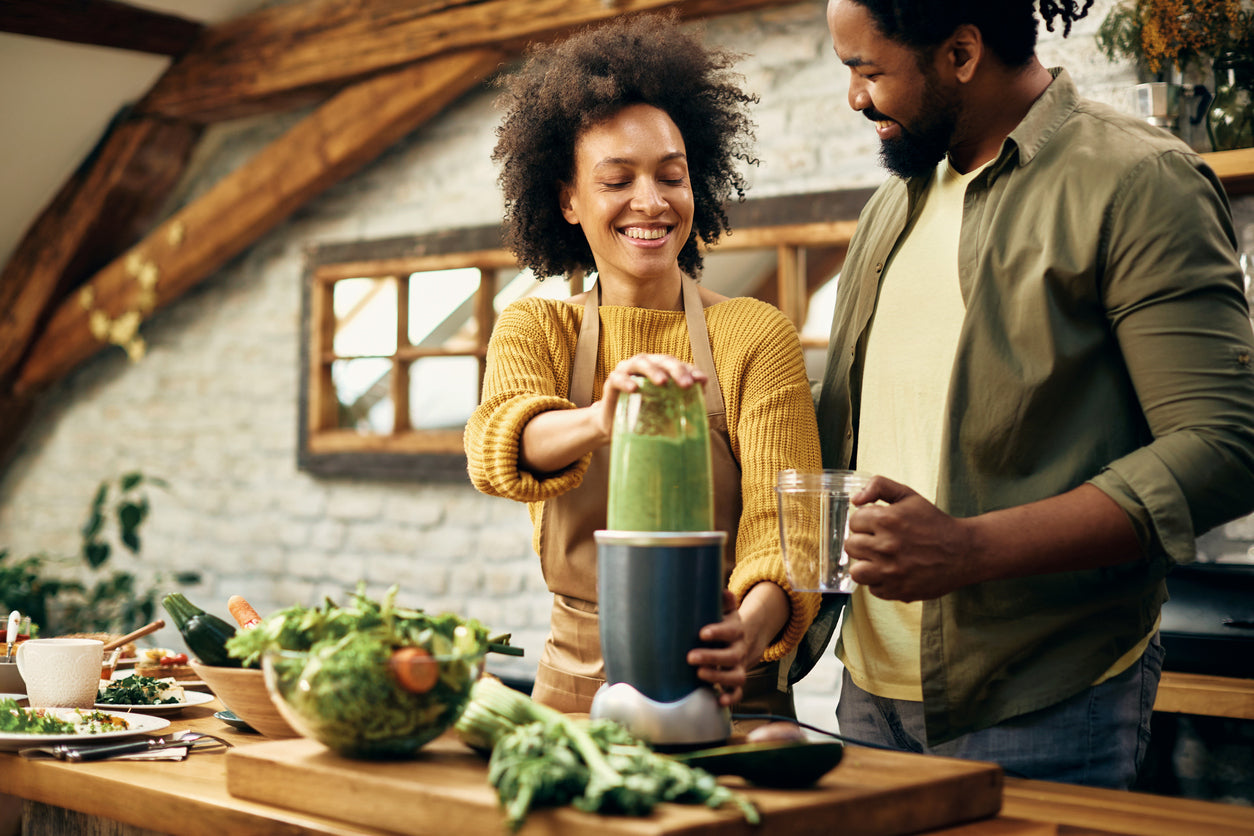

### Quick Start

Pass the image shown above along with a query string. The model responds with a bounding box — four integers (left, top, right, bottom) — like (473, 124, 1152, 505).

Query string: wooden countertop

(1154, 671, 1254, 720)
(0, 699, 1251, 836)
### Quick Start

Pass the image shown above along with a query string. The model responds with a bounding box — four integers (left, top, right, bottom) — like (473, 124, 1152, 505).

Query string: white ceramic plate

(0, 693, 26, 703)
(0, 707, 170, 751)
(94, 689, 215, 714)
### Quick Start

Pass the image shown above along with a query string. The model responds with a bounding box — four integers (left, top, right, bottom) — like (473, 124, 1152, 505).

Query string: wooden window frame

(297, 187, 875, 481)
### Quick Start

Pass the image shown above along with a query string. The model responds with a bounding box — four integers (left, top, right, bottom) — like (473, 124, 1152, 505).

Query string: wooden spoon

(102, 619, 165, 652)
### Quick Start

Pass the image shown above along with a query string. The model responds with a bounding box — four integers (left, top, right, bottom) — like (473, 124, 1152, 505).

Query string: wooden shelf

(1203, 147, 1254, 196)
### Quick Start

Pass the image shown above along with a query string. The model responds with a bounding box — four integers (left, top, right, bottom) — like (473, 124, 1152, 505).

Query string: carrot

(227, 595, 262, 629)
(390, 646, 440, 693)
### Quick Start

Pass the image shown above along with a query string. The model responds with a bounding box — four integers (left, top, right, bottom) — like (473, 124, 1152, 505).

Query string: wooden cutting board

(226, 733, 1002, 836)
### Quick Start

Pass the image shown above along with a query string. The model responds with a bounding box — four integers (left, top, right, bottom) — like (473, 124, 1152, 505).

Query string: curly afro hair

(492, 11, 758, 281)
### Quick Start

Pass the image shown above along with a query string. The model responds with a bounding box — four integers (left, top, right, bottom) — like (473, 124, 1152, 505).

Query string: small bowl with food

(134, 648, 196, 682)
(262, 633, 486, 759)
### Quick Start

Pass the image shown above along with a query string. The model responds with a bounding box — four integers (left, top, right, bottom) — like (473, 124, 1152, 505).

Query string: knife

(20, 731, 231, 762)
(4, 611, 18, 660)
(48, 736, 185, 762)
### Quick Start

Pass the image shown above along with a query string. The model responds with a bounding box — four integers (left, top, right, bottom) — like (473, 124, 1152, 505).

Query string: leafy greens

(225, 584, 497, 757)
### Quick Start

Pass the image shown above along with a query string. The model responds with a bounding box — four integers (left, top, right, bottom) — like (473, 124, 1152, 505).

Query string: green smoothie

(607, 378, 714, 531)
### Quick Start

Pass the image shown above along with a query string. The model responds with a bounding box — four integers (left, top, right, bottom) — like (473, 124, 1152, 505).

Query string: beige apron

(532, 277, 793, 718)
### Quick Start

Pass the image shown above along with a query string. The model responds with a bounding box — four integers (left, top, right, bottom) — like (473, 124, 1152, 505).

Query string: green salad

(97, 675, 182, 706)
(225, 584, 503, 758)
(0, 698, 130, 734)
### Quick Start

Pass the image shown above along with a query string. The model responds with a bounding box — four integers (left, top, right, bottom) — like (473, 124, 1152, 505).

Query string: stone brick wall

(1, 0, 1251, 736)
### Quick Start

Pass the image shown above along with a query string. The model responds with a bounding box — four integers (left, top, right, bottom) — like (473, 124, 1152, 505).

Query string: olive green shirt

(816, 69, 1254, 744)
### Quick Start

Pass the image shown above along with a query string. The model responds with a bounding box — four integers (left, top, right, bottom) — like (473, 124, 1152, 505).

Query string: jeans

(836, 633, 1165, 788)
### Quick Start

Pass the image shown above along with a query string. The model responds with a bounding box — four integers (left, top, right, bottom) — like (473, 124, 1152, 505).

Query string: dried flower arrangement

(1097, 0, 1252, 75)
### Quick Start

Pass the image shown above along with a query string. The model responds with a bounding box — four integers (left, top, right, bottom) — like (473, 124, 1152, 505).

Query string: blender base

(589, 682, 731, 749)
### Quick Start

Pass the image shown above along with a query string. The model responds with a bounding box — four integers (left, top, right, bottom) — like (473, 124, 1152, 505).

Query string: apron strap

(681, 276, 725, 415)
(571, 284, 601, 407)
(573, 277, 723, 414)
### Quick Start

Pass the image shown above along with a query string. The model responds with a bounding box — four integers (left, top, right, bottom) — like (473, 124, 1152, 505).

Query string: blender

(590, 377, 732, 748)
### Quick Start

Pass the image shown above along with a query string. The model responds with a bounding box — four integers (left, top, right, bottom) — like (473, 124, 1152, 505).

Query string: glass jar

(606, 376, 713, 531)
(1207, 52, 1254, 152)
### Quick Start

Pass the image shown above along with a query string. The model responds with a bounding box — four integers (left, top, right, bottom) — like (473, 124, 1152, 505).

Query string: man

(815, 0, 1254, 788)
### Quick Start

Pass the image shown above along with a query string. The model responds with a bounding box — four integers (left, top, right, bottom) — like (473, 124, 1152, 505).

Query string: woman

(464, 12, 822, 715)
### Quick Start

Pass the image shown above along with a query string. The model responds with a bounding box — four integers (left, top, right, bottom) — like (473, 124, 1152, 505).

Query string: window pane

(495, 267, 587, 310)
(408, 356, 479, 430)
(408, 268, 482, 349)
(332, 357, 394, 433)
(334, 277, 397, 356)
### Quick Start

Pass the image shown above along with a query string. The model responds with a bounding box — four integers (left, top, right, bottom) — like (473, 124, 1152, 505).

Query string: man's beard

(877, 74, 959, 179)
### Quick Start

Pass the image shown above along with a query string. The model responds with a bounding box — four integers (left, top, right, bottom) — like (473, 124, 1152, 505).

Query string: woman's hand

(519, 353, 705, 476)
(594, 352, 707, 436)
(687, 590, 749, 706)
(685, 582, 790, 707)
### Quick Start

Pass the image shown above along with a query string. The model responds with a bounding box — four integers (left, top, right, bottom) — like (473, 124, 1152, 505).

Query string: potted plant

(0, 472, 200, 636)
(1097, 0, 1254, 150)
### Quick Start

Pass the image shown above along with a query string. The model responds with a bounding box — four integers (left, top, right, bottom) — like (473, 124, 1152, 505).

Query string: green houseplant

(0, 472, 199, 636)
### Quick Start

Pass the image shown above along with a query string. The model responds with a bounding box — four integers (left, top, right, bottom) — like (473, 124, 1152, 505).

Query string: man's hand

(845, 475, 977, 601)
(844, 477, 1144, 601)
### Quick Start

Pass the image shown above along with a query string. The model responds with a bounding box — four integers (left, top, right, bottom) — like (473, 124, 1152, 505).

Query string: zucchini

(162, 593, 241, 668)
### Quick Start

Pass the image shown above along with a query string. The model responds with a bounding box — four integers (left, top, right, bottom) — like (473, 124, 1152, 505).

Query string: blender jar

(606, 376, 713, 532)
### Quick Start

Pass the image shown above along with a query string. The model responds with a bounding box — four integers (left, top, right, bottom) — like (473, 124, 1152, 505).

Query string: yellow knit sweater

(464, 295, 822, 663)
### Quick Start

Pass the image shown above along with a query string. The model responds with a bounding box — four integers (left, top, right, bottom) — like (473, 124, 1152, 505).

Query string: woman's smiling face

(560, 104, 694, 287)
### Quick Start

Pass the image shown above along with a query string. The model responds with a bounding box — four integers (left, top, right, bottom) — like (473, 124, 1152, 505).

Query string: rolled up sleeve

(1094, 151, 1254, 565)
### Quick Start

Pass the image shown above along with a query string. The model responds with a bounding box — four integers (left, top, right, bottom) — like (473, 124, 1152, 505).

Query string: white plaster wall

(1, 0, 1250, 733)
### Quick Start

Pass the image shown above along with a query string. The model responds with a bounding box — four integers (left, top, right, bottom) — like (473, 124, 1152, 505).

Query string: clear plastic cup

(776, 469, 873, 593)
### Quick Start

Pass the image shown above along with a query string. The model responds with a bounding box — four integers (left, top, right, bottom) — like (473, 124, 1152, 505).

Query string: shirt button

(846, 430, 853, 439)
(874, 262, 884, 273)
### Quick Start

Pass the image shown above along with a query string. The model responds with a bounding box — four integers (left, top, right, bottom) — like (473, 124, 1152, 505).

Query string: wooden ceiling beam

(0, 0, 204, 57)
(136, 0, 802, 122)
(0, 115, 202, 386)
(13, 48, 503, 396)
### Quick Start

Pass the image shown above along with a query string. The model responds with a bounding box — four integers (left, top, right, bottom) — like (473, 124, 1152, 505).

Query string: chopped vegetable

(159, 652, 188, 666)
(454, 677, 759, 831)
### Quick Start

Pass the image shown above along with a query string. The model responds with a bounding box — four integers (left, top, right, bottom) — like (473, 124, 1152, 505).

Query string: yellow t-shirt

(841, 156, 974, 700)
